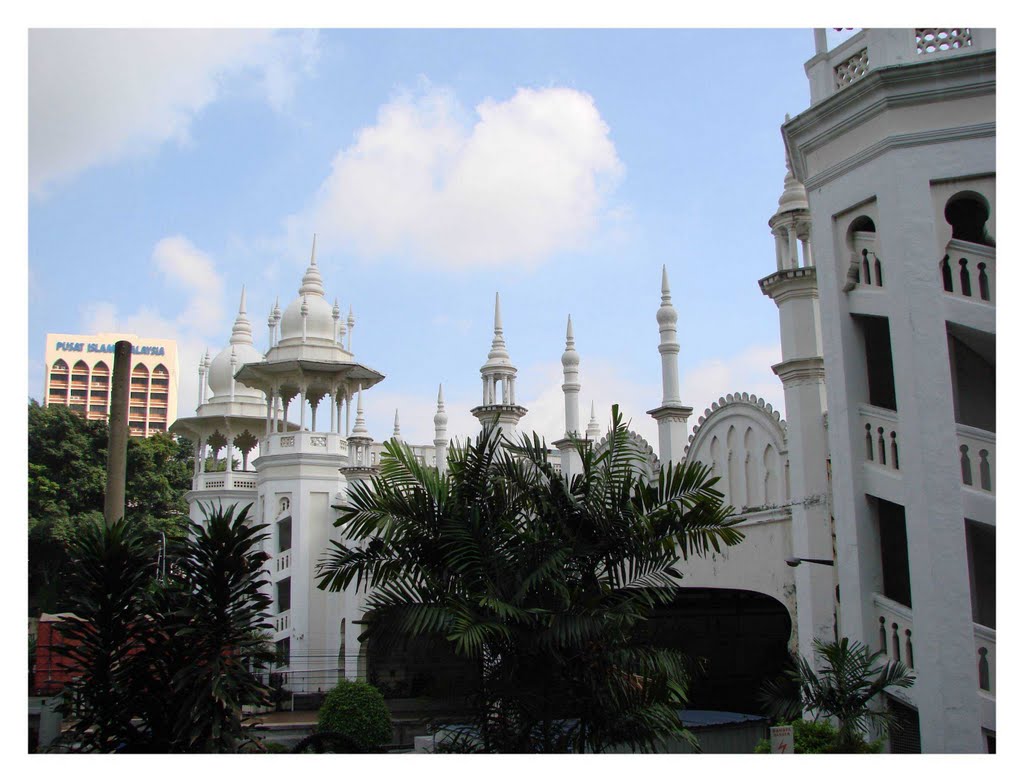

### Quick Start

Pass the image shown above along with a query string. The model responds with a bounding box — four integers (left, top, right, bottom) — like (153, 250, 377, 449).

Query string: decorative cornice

(782, 51, 991, 186)
(772, 357, 826, 386)
(686, 392, 786, 455)
(647, 403, 693, 423)
(759, 266, 819, 302)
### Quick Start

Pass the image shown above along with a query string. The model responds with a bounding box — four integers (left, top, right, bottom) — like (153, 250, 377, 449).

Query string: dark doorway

(637, 588, 793, 714)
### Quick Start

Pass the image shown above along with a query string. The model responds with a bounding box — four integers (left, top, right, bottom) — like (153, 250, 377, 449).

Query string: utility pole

(104, 340, 131, 526)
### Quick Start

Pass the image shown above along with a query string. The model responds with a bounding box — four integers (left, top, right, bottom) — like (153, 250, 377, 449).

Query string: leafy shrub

(754, 719, 884, 754)
(316, 681, 392, 750)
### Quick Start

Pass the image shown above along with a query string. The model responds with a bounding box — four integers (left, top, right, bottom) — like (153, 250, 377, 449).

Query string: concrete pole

(104, 340, 131, 526)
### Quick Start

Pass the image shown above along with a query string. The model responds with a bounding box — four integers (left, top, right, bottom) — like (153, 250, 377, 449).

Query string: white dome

(208, 342, 265, 399)
(279, 293, 336, 343)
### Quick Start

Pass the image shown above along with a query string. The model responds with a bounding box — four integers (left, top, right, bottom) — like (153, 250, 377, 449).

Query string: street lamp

(785, 557, 834, 567)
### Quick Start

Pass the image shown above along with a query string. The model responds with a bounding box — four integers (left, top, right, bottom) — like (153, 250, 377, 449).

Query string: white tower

(233, 237, 387, 694)
(470, 293, 527, 440)
(647, 267, 692, 466)
(553, 315, 583, 479)
(759, 156, 836, 672)
(433, 384, 449, 474)
(586, 401, 602, 442)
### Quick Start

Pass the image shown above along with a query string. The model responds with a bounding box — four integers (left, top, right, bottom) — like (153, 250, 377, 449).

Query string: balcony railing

(941, 240, 995, 305)
(274, 610, 291, 634)
(859, 405, 900, 471)
(873, 593, 915, 669)
(975, 623, 995, 695)
(263, 430, 347, 456)
(196, 470, 258, 492)
(957, 424, 995, 494)
(807, 29, 994, 105)
(276, 552, 291, 573)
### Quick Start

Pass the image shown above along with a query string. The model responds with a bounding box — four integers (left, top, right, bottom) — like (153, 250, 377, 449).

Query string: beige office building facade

(43, 333, 179, 436)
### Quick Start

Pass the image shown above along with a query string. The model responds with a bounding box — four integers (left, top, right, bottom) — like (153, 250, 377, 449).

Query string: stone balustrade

(276, 552, 291, 574)
(957, 424, 995, 494)
(263, 430, 347, 456)
(873, 592, 915, 669)
(975, 623, 995, 695)
(274, 610, 291, 635)
(859, 405, 900, 471)
(941, 240, 995, 305)
(196, 470, 258, 492)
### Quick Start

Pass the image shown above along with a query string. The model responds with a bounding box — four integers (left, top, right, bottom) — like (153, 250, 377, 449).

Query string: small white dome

(208, 342, 265, 399)
(280, 293, 336, 343)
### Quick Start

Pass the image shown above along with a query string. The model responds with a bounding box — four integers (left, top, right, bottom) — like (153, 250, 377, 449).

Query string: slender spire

(393, 409, 402, 440)
(351, 385, 368, 436)
(230, 286, 253, 345)
(586, 401, 602, 440)
(487, 292, 511, 364)
(656, 266, 682, 406)
(434, 384, 448, 429)
(561, 313, 581, 437)
(299, 234, 325, 297)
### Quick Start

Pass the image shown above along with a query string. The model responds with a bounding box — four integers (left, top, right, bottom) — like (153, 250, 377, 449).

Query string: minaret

(759, 151, 834, 666)
(646, 266, 692, 466)
(470, 292, 527, 440)
(553, 315, 583, 479)
(586, 401, 602, 442)
(433, 384, 448, 474)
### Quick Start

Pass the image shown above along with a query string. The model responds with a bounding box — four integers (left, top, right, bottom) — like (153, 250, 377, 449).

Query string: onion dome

(208, 287, 265, 400)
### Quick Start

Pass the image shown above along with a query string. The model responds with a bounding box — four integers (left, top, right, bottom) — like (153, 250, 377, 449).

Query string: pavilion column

(266, 392, 274, 436)
(311, 398, 318, 432)
(330, 391, 336, 433)
(345, 394, 351, 436)
(299, 386, 307, 430)
(225, 427, 233, 475)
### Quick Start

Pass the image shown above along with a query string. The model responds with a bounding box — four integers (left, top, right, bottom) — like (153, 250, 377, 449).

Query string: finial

(657, 266, 678, 329)
(562, 313, 580, 370)
(347, 305, 355, 327)
(299, 236, 325, 296)
(586, 400, 602, 440)
(333, 297, 340, 318)
(494, 292, 503, 334)
(566, 314, 575, 345)
(661, 265, 671, 300)
(230, 285, 253, 345)
(351, 385, 369, 436)
(434, 384, 448, 430)
(273, 296, 281, 319)
(393, 409, 401, 439)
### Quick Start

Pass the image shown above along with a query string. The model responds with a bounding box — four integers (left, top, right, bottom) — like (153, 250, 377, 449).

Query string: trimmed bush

(316, 680, 392, 750)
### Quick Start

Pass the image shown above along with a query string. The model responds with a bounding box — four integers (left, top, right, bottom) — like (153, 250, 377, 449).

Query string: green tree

(316, 680, 392, 750)
(317, 406, 742, 753)
(54, 504, 273, 753)
(28, 400, 193, 614)
(758, 637, 915, 752)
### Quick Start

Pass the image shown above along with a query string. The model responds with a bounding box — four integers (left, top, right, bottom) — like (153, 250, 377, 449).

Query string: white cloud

(295, 84, 624, 269)
(29, 29, 319, 195)
(80, 236, 228, 420)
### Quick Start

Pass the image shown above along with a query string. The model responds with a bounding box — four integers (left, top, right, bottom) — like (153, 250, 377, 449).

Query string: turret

(470, 293, 527, 439)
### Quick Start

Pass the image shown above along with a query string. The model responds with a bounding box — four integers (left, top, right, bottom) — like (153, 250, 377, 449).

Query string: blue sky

(29, 28, 832, 446)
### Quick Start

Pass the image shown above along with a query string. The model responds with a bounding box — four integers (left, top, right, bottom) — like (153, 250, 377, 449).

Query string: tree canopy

(28, 400, 194, 614)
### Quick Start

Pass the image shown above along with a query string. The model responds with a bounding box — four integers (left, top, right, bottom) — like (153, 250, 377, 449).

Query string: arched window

(945, 192, 994, 247)
(847, 216, 881, 288)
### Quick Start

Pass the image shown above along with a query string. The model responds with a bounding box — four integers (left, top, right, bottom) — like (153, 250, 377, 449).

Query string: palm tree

(317, 405, 742, 753)
(53, 504, 273, 752)
(759, 637, 915, 752)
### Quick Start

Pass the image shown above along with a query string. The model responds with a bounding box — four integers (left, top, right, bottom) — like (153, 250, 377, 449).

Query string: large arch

(639, 587, 793, 714)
